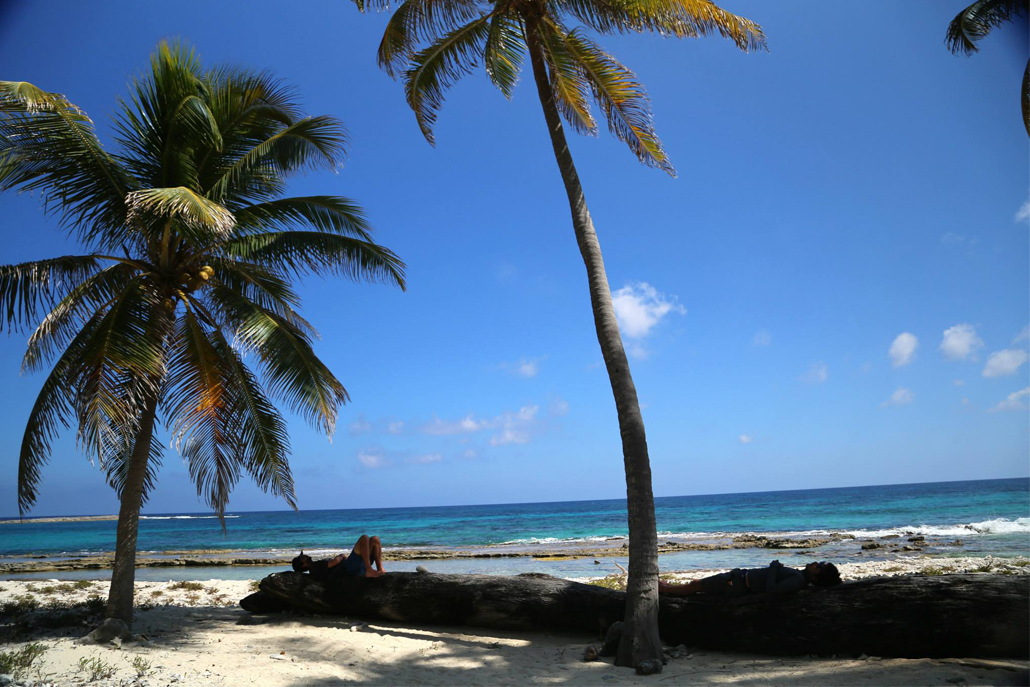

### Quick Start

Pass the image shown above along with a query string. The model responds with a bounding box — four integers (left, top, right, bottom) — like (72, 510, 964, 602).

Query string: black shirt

(308, 558, 340, 583)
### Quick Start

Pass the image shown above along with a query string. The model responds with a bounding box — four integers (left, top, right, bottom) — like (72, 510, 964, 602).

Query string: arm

(326, 553, 347, 568)
(766, 564, 806, 595)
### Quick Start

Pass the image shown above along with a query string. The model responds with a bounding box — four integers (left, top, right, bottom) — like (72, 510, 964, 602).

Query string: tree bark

(104, 392, 159, 627)
(242, 571, 1030, 659)
(523, 14, 663, 672)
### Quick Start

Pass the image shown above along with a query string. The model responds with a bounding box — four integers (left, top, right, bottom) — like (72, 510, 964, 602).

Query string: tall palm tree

(945, 0, 1030, 136)
(0, 42, 405, 631)
(353, 0, 763, 670)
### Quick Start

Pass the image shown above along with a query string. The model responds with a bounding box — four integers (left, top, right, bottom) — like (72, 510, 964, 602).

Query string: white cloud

(1014, 325, 1030, 344)
(518, 360, 539, 377)
(804, 361, 829, 384)
(549, 397, 570, 416)
(611, 282, 686, 339)
(860, 361, 873, 374)
(881, 387, 914, 407)
(357, 450, 387, 469)
(348, 417, 372, 435)
(941, 232, 965, 245)
(462, 449, 477, 459)
(738, 434, 754, 444)
(953, 379, 965, 387)
(989, 387, 1030, 412)
(889, 332, 919, 368)
(421, 415, 485, 435)
(939, 324, 984, 361)
(983, 349, 1029, 378)
(752, 330, 771, 347)
(387, 421, 404, 435)
(406, 453, 442, 465)
(1016, 199, 1030, 224)
(421, 405, 542, 446)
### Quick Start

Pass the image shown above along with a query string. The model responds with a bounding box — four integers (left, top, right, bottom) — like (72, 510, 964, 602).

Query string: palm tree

(352, 0, 763, 670)
(0, 42, 405, 632)
(945, 0, 1030, 136)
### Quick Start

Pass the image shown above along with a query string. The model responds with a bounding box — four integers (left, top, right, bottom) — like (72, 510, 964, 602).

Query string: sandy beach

(1, 556, 1027, 686)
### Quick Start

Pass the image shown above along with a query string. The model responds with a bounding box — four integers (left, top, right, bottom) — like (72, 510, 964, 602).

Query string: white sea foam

(841, 517, 1030, 539)
(140, 515, 240, 520)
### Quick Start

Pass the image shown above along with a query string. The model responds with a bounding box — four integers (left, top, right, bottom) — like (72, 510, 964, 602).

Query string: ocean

(2, 478, 1027, 581)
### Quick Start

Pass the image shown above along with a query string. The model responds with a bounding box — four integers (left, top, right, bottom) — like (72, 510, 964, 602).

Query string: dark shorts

(697, 569, 749, 597)
(342, 550, 366, 577)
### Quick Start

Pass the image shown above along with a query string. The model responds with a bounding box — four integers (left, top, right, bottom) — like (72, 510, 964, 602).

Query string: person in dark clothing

(658, 560, 841, 597)
(291, 535, 386, 581)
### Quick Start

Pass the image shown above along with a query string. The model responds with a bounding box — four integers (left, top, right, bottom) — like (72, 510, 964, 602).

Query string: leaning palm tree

(0, 41, 405, 632)
(353, 0, 763, 670)
(945, 0, 1030, 136)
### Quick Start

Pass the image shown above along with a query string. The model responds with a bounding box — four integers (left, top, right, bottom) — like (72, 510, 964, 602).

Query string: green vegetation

(0, 40, 405, 628)
(169, 580, 205, 592)
(248, 580, 261, 592)
(0, 642, 47, 680)
(945, 0, 1030, 136)
(922, 566, 957, 576)
(131, 655, 153, 678)
(78, 655, 115, 681)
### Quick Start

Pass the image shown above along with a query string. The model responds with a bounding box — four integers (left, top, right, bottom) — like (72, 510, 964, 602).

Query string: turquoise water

(2, 478, 1027, 580)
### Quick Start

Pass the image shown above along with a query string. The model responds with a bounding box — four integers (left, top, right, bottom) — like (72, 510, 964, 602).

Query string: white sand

(0, 556, 1027, 686)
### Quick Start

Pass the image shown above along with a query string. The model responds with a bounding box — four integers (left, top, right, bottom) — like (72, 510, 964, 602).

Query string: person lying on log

(658, 560, 841, 597)
(291, 535, 386, 580)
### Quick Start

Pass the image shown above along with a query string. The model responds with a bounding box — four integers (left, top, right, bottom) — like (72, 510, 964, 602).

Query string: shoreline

(1, 530, 985, 574)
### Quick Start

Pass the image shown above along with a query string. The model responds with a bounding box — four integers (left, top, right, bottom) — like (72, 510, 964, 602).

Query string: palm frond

(104, 428, 164, 507)
(222, 232, 407, 289)
(210, 285, 348, 436)
(0, 255, 102, 332)
(0, 81, 131, 248)
(205, 116, 348, 203)
(210, 329, 296, 509)
(558, 26, 673, 173)
(18, 309, 107, 515)
(379, 0, 485, 77)
(126, 186, 236, 238)
(485, 10, 527, 99)
(946, 0, 1028, 54)
(404, 15, 494, 144)
(22, 262, 138, 373)
(232, 196, 374, 241)
(537, 19, 597, 134)
(554, 0, 766, 51)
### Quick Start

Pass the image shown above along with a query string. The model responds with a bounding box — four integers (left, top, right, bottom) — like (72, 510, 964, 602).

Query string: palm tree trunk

(104, 391, 159, 627)
(524, 16, 663, 671)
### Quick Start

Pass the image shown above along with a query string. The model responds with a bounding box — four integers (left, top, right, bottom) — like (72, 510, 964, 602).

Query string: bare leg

(369, 536, 385, 572)
(352, 535, 382, 578)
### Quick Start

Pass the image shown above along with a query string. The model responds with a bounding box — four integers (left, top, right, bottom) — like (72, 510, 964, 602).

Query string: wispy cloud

(387, 421, 404, 435)
(953, 379, 965, 387)
(406, 453, 442, 465)
(357, 450, 388, 469)
(989, 387, 1030, 412)
(939, 324, 984, 361)
(804, 361, 829, 384)
(1016, 198, 1030, 224)
(881, 387, 914, 407)
(348, 417, 372, 435)
(420, 405, 542, 447)
(1014, 325, 1030, 344)
(752, 330, 771, 347)
(983, 349, 1029, 378)
(549, 397, 570, 416)
(889, 332, 919, 368)
(738, 434, 754, 444)
(611, 282, 685, 340)
(501, 357, 543, 378)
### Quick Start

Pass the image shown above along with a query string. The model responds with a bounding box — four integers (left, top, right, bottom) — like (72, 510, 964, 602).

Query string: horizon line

(6, 474, 1027, 521)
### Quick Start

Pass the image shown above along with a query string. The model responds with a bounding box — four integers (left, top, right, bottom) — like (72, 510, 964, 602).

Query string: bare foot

(365, 569, 385, 578)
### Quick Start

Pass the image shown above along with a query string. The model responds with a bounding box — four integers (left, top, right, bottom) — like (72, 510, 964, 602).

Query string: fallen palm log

(240, 571, 1029, 658)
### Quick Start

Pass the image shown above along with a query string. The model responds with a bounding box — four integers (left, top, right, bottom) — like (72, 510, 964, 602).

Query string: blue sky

(0, 0, 1027, 517)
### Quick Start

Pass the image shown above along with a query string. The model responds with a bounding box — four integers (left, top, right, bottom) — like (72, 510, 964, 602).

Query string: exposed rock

(861, 542, 882, 550)
(908, 536, 925, 543)
(82, 617, 133, 645)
